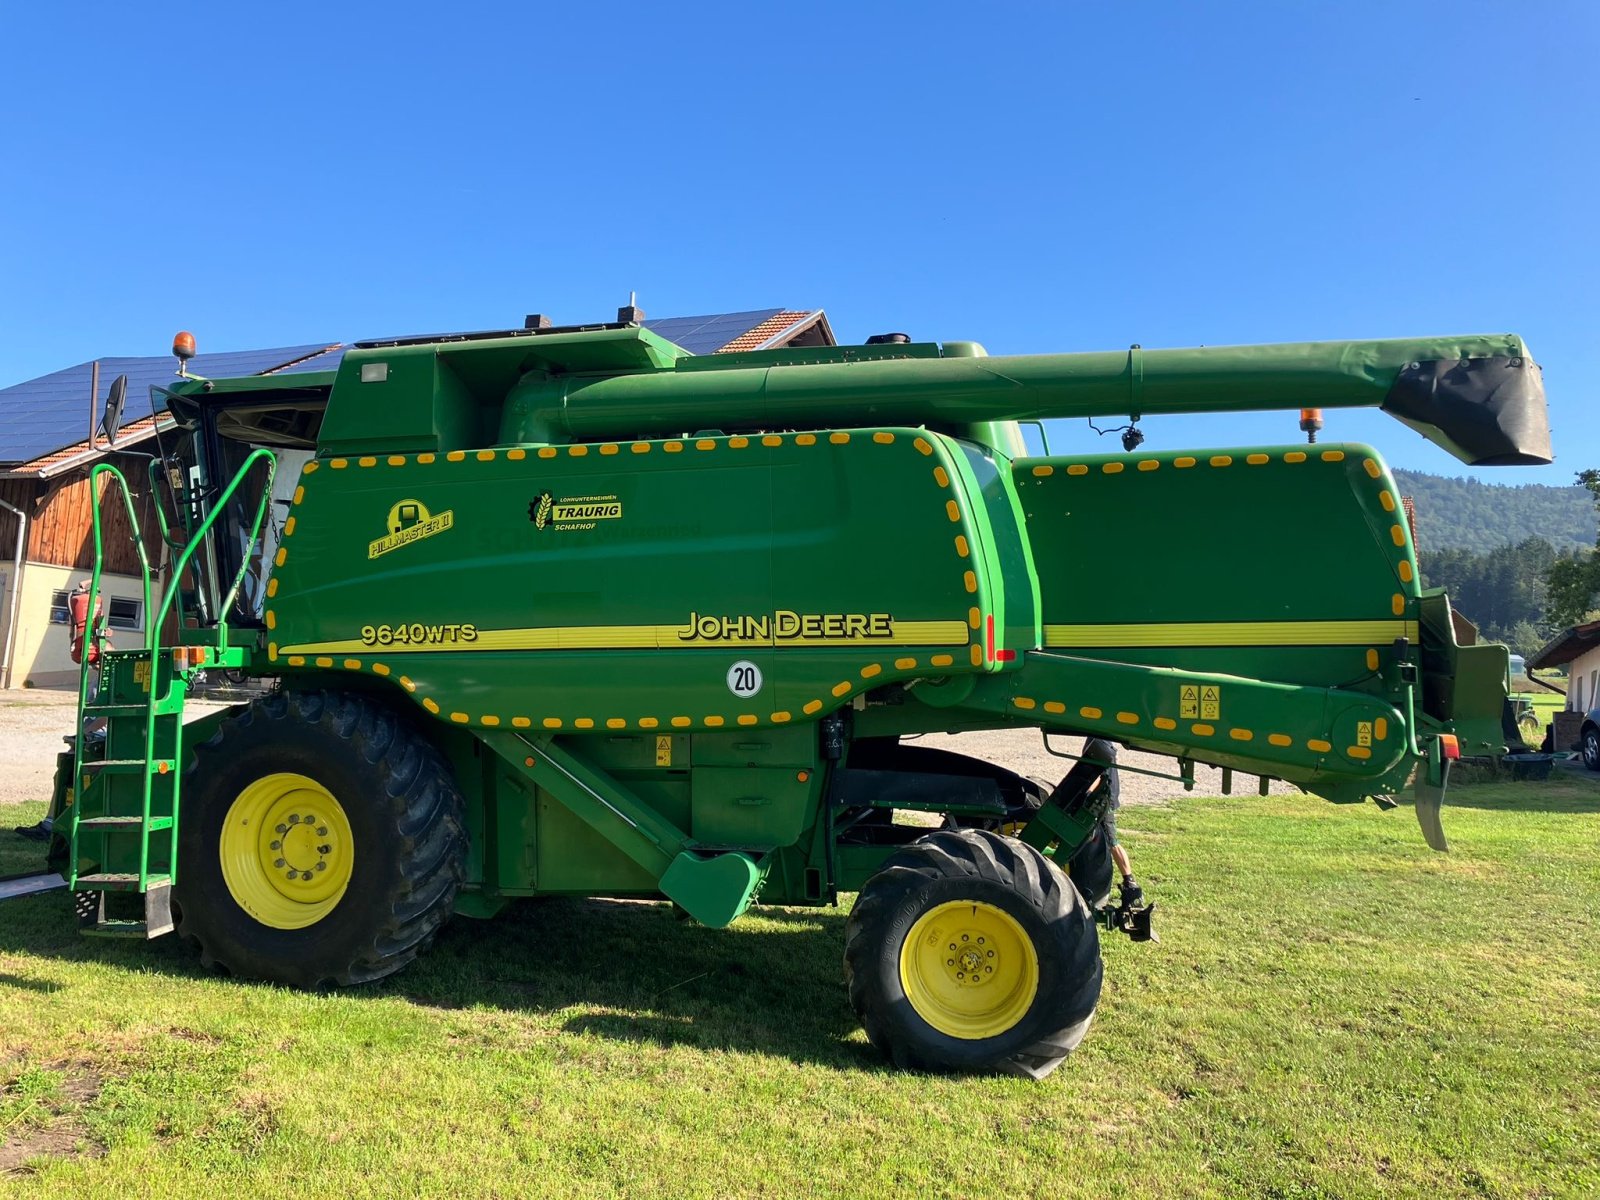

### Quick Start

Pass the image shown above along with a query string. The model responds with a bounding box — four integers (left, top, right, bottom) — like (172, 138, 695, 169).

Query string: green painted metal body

(54, 324, 1548, 932)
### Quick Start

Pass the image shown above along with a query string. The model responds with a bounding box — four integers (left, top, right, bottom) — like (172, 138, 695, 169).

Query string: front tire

(845, 828, 1102, 1078)
(175, 690, 466, 987)
(1583, 726, 1600, 772)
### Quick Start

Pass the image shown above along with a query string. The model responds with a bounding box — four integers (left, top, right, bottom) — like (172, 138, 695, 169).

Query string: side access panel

(993, 444, 1427, 795)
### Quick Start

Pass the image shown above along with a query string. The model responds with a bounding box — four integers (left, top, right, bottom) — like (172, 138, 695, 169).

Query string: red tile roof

(716, 312, 814, 353)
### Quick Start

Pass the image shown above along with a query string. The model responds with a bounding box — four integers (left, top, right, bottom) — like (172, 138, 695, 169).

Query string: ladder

(64, 451, 276, 937)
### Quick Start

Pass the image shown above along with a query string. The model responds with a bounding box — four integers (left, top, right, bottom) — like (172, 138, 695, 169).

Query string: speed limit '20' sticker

(727, 661, 763, 698)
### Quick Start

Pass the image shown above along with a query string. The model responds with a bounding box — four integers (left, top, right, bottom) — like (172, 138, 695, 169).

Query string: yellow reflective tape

(1284, 451, 1307, 463)
(1080, 706, 1102, 719)
(1014, 697, 1037, 710)
(1067, 464, 1089, 476)
(1153, 716, 1176, 730)
(1174, 456, 1196, 468)
(1043, 619, 1419, 647)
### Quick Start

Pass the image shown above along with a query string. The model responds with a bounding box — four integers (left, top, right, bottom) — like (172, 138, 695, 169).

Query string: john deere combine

(22, 317, 1548, 1077)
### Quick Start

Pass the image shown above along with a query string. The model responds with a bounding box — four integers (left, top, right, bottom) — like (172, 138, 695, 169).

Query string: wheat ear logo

(530, 493, 553, 530)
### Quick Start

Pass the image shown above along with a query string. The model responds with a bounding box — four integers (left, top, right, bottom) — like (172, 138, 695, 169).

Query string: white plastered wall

(1, 561, 160, 690)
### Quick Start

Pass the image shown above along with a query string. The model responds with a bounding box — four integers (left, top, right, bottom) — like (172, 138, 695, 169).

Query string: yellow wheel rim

(899, 900, 1039, 1040)
(218, 772, 353, 930)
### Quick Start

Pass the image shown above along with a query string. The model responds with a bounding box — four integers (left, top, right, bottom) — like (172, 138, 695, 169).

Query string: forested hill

(1392, 470, 1593, 552)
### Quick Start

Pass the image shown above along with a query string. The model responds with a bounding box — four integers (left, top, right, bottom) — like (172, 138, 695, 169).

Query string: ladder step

(81, 759, 176, 775)
(75, 872, 172, 892)
(75, 816, 174, 832)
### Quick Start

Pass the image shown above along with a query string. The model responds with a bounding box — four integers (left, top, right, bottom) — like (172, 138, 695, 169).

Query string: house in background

(1529, 619, 1600, 716)
(0, 308, 833, 687)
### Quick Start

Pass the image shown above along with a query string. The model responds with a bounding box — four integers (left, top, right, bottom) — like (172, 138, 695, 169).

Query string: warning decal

(1180, 685, 1200, 719)
(1200, 686, 1221, 721)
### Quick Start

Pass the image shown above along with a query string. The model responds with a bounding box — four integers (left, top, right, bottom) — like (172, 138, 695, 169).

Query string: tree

(1544, 469, 1600, 629)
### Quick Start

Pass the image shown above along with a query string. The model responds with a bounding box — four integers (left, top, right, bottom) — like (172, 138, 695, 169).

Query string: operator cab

(130, 333, 330, 633)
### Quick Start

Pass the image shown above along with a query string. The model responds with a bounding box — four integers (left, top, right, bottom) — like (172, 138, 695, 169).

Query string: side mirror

(100, 374, 128, 446)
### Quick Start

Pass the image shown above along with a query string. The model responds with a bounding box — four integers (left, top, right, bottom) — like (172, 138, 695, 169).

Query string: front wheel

(844, 828, 1102, 1078)
(175, 690, 466, 987)
(1584, 727, 1600, 772)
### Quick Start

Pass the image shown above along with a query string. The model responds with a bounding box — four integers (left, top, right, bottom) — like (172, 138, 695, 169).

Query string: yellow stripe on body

(1043, 619, 1420, 648)
(281, 618, 971, 657)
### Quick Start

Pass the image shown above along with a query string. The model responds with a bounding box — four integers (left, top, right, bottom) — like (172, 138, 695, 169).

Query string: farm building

(1529, 619, 1600, 718)
(0, 308, 834, 687)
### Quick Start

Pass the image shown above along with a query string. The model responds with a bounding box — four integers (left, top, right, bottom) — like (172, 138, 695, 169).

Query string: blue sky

(1, 1, 1593, 481)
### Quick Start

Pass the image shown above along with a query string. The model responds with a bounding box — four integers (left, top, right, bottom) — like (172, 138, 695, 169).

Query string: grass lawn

(1, 775, 1596, 1198)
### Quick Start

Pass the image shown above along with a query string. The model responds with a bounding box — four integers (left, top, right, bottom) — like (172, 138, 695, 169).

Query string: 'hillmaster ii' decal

(530, 492, 623, 531)
(369, 499, 454, 559)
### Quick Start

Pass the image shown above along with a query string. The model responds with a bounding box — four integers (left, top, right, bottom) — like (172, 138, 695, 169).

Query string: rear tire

(1583, 727, 1600, 772)
(844, 828, 1102, 1078)
(175, 690, 466, 987)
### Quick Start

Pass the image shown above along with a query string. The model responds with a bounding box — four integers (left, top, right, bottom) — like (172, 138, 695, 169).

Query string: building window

(48, 590, 143, 632)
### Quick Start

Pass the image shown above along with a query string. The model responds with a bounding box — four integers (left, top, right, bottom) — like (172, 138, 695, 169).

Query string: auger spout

(500, 332, 1550, 466)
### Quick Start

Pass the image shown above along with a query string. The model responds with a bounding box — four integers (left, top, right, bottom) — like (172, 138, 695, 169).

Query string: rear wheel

(844, 828, 1102, 1078)
(176, 690, 466, 986)
(1584, 727, 1600, 772)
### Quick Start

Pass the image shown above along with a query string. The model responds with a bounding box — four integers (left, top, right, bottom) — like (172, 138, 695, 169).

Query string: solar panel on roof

(0, 310, 795, 463)
(0, 343, 331, 464)
(644, 310, 783, 355)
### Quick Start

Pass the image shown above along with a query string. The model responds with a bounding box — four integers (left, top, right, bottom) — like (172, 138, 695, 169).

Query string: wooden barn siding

(1, 458, 164, 575)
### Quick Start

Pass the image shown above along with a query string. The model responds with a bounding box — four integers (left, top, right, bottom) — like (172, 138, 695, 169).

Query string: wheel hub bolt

(270, 840, 281, 850)
(273, 858, 286, 868)
(288, 814, 300, 824)
(316, 826, 328, 837)
(301, 871, 314, 881)
(275, 823, 288, 834)
(317, 844, 331, 855)
(314, 862, 325, 872)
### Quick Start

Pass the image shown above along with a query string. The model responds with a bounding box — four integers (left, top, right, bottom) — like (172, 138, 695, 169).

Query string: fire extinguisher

(68, 580, 105, 666)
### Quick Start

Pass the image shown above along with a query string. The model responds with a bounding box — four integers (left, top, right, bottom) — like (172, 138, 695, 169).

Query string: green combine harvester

(15, 317, 1549, 1077)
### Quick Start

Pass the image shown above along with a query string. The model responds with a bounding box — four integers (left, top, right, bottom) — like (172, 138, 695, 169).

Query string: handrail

(150, 447, 277, 644)
(73, 464, 155, 885)
(70, 451, 277, 890)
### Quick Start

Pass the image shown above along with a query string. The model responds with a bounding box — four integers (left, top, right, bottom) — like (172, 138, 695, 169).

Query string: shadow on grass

(0, 884, 886, 1072)
(394, 897, 885, 1071)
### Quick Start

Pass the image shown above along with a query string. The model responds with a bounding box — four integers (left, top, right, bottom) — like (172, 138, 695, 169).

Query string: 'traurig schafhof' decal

(677, 611, 895, 643)
(530, 492, 624, 532)
(369, 499, 454, 560)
